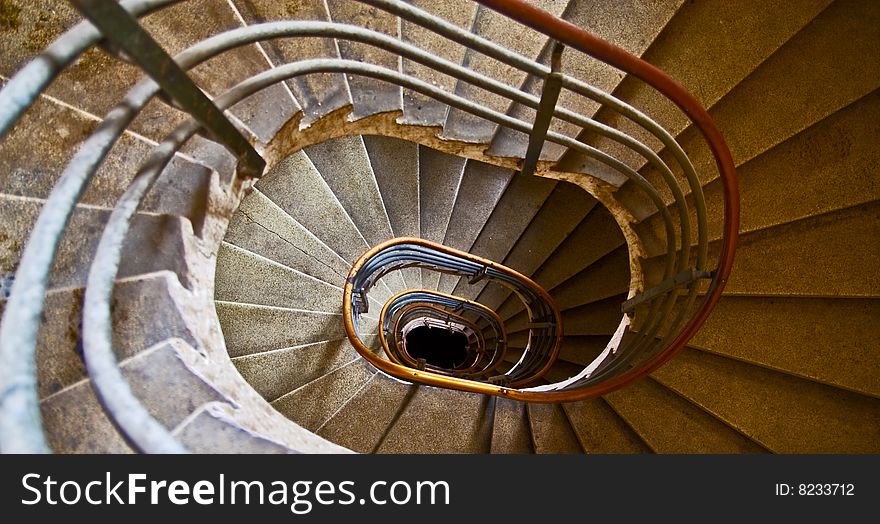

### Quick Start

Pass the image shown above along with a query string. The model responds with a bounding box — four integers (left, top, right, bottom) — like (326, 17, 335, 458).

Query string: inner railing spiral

(0, 0, 738, 453)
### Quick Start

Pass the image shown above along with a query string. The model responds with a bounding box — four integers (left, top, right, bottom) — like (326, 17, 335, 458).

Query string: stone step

(651, 348, 880, 453)
(252, 150, 372, 266)
(603, 376, 767, 453)
(506, 293, 626, 337)
(271, 358, 378, 432)
(400, 0, 477, 126)
(214, 302, 345, 358)
(231, 0, 351, 126)
(418, 145, 467, 290)
(363, 135, 422, 289)
(556, 0, 831, 180)
(616, 0, 880, 221)
(549, 245, 630, 312)
(526, 403, 582, 454)
(223, 188, 350, 288)
(0, 97, 216, 236)
(172, 403, 297, 454)
(317, 374, 416, 453)
(488, 0, 684, 160)
(435, 160, 514, 293)
(39, 338, 231, 453)
(490, 397, 532, 454)
(326, 0, 401, 120)
(375, 385, 493, 453)
(232, 336, 377, 404)
(493, 204, 624, 321)
(472, 180, 596, 314)
(214, 242, 346, 313)
(691, 296, 879, 398)
(439, 0, 568, 143)
(562, 398, 650, 454)
(636, 90, 880, 257)
(449, 173, 557, 299)
(0, 195, 194, 291)
(0, 271, 199, 400)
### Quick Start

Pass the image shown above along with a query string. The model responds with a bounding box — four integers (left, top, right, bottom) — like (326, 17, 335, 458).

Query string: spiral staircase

(0, 0, 877, 454)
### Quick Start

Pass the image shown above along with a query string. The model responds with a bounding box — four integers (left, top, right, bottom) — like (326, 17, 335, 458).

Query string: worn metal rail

(0, 0, 738, 451)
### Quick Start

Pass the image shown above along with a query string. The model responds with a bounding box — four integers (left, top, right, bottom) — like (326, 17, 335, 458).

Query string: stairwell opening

(405, 326, 469, 370)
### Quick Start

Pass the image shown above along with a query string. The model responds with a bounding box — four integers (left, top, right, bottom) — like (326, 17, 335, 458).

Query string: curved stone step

(317, 374, 415, 454)
(224, 188, 350, 287)
(488, 0, 684, 160)
(635, 90, 880, 257)
(651, 348, 880, 453)
(472, 180, 596, 313)
(556, 0, 832, 179)
(526, 403, 582, 454)
(326, 0, 401, 120)
(562, 398, 650, 454)
(449, 173, 557, 299)
(603, 376, 767, 454)
(39, 338, 231, 453)
(691, 296, 880, 398)
(490, 397, 532, 454)
(440, 0, 568, 143)
(374, 385, 493, 453)
(435, 160, 514, 293)
(400, 0, 477, 126)
(230, 0, 351, 126)
(271, 358, 378, 432)
(232, 336, 378, 405)
(418, 145, 467, 290)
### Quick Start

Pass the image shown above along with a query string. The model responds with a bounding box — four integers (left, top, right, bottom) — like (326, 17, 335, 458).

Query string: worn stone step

(449, 173, 557, 299)
(0, 195, 194, 290)
(400, 0, 477, 126)
(0, 96, 215, 235)
(440, 0, 567, 143)
(214, 242, 345, 313)
(651, 348, 880, 453)
(232, 336, 379, 404)
(215, 302, 345, 358)
(39, 338, 230, 453)
(556, 0, 830, 178)
(363, 135, 422, 289)
(636, 89, 880, 257)
(223, 188, 350, 288)
(691, 296, 879, 398)
(418, 145, 467, 290)
(255, 150, 369, 264)
(376, 385, 493, 453)
(506, 293, 626, 337)
(616, 0, 880, 221)
(0, 271, 199, 400)
(550, 245, 630, 312)
(317, 374, 415, 453)
(172, 403, 297, 454)
(472, 180, 596, 314)
(326, 0, 401, 120)
(271, 358, 378, 432)
(603, 376, 767, 454)
(231, 0, 351, 126)
(490, 397, 532, 454)
(436, 160, 514, 293)
(494, 204, 624, 321)
(562, 398, 650, 454)
(527, 403, 582, 454)
(488, 0, 684, 160)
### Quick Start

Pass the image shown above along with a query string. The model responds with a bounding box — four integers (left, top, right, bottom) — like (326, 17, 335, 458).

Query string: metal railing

(380, 289, 507, 379)
(0, 0, 738, 452)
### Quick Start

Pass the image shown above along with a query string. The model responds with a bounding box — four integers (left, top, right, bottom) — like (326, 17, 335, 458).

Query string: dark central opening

(405, 325, 469, 370)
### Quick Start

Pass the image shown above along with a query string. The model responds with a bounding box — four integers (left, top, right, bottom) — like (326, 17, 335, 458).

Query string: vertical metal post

(520, 41, 564, 177)
(70, 0, 265, 178)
